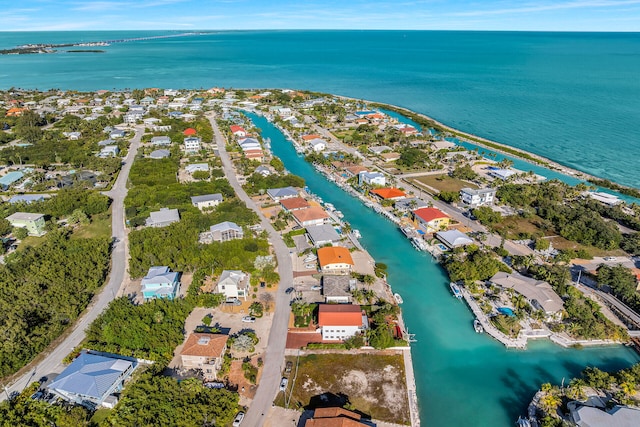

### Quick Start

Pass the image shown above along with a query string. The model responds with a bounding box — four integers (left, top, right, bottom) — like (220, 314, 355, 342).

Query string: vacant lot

(414, 174, 477, 193)
(277, 352, 409, 425)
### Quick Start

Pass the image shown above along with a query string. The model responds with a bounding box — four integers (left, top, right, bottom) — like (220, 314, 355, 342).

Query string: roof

(292, 207, 330, 224)
(141, 266, 179, 286)
(9, 194, 45, 204)
(183, 127, 197, 135)
(191, 193, 223, 204)
(370, 188, 406, 200)
(313, 407, 361, 420)
(210, 221, 242, 233)
(147, 208, 180, 225)
(394, 198, 429, 211)
(322, 275, 353, 297)
(267, 186, 299, 200)
(435, 229, 474, 248)
(318, 304, 363, 327)
(280, 197, 311, 211)
(306, 224, 341, 245)
(218, 270, 247, 286)
(490, 271, 564, 314)
(413, 207, 449, 223)
(230, 125, 246, 133)
(317, 246, 354, 267)
(149, 149, 170, 159)
(461, 187, 496, 196)
(180, 333, 228, 358)
(6, 212, 45, 222)
(0, 171, 24, 186)
(48, 352, 133, 401)
(573, 404, 640, 427)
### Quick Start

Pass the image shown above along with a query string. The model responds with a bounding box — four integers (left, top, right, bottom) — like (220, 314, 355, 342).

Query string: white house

(183, 137, 201, 153)
(98, 145, 120, 158)
(358, 171, 386, 187)
(146, 208, 180, 228)
(150, 136, 171, 146)
(216, 270, 249, 301)
(185, 163, 209, 174)
(318, 304, 367, 341)
(308, 138, 326, 152)
(190, 193, 223, 210)
(460, 187, 496, 207)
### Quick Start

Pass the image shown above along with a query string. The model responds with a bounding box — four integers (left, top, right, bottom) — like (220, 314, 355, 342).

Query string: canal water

(246, 112, 639, 427)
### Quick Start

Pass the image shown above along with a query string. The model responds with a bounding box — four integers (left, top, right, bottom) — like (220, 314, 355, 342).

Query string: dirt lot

(276, 352, 409, 425)
(413, 174, 478, 193)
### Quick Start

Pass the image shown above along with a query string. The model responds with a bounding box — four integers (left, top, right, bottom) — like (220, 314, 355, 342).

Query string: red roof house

(280, 197, 311, 212)
(317, 305, 365, 341)
(370, 187, 406, 200)
(413, 207, 451, 231)
(183, 127, 197, 136)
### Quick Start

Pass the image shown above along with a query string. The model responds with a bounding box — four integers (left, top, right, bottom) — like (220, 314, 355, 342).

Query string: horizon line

(1, 28, 640, 33)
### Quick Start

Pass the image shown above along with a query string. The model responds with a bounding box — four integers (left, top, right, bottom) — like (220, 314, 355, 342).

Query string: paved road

(208, 114, 293, 427)
(575, 282, 640, 328)
(1, 125, 142, 401)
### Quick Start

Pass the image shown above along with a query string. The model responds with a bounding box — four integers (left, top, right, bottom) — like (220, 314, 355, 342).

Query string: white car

(310, 285, 322, 291)
(232, 411, 245, 427)
(279, 377, 289, 391)
(242, 316, 256, 323)
(603, 257, 617, 261)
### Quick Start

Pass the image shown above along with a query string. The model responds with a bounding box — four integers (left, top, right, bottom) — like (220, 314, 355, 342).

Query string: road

(208, 114, 293, 427)
(1, 125, 142, 401)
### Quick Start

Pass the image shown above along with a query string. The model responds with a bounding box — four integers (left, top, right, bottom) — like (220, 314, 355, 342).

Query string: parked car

(242, 316, 256, 323)
(225, 298, 242, 306)
(310, 285, 322, 291)
(285, 287, 295, 294)
(305, 264, 316, 269)
(232, 411, 245, 427)
(285, 361, 293, 374)
(603, 257, 617, 261)
(279, 377, 289, 391)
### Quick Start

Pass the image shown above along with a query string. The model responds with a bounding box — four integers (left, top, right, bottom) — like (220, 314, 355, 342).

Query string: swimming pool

(498, 307, 516, 317)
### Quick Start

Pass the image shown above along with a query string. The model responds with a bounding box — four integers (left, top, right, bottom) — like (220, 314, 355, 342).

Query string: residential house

(304, 407, 369, 427)
(238, 137, 261, 151)
(185, 163, 209, 174)
(98, 145, 120, 158)
(585, 192, 622, 207)
(47, 352, 135, 409)
(8, 194, 45, 204)
(146, 208, 180, 228)
(0, 171, 24, 190)
(255, 165, 271, 177)
(179, 333, 229, 380)
(358, 171, 386, 187)
(243, 149, 264, 162)
(308, 138, 326, 152)
(370, 187, 406, 201)
(413, 207, 450, 232)
(394, 197, 429, 212)
(183, 128, 197, 136)
(460, 187, 497, 207)
(183, 136, 201, 152)
(141, 266, 181, 301)
(6, 212, 46, 236)
(149, 149, 170, 159)
(317, 304, 366, 341)
(150, 136, 171, 146)
(301, 134, 322, 142)
(490, 271, 564, 318)
(124, 112, 142, 124)
(368, 145, 392, 155)
(109, 129, 126, 139)
(280, 197, 310, 212)
(216, 270, 249, 301)
(380, 152, 401, 162)
(267, 186, 299, 202)
(292, 207, 330, 228)
(190, 193, 223, 210)
(317, 246, 354, 275)
(343, 165, 368, 178)
(200, 221, 244, 243)
(229, 125, 247, 137)
(569, 401, 640, 427)
(306, 224, 341, 247)
(435, 229, 474, 249)
(63, 131, 82, 140)
(322, 275, 356, 304)
(488, 168, 517, 180)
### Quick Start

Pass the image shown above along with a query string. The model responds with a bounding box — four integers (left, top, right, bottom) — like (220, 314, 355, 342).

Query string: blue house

(0, 171, 24, 190)
(141, 266, 180, 301)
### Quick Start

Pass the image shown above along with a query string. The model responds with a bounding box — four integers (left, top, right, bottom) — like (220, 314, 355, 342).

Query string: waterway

(245, 112, 640, 427)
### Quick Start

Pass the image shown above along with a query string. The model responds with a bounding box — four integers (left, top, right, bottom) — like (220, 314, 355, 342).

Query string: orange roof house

(370, 187, 406, 200)
(6, 107, 26, 117)
(179, 333, 229, 380)
(292, 206, 329, 227)
(317, 305, 365, 341)
(280, 197, 311, 212)
(317, 246, 354, 275)
(183, 127, 197, 136)
(305, 407, 368, 427)
(302, 134, 322, 141)
(413, 207, 451, 232)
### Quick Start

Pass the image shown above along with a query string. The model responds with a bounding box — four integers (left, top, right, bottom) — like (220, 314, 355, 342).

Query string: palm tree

(565, 378, 586, 401)
(539, 392, 562, 415)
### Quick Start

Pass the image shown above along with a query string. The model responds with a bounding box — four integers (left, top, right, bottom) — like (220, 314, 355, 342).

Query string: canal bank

(246, 112, 640, 427)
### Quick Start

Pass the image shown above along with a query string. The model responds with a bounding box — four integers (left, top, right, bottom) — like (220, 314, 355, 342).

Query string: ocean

(2, 30, 640, 426)
(1, 30, 640, 188)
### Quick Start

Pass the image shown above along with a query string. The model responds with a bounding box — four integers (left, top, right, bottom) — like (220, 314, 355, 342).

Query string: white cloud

(451, 0, 640, 17)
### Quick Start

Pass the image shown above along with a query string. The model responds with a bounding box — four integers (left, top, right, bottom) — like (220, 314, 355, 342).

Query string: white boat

(515, 417, 531, 427)
(411, 237, 427, 251)
(450, 282, 463, 299)
(335, 211, 344, 218)
(352, 230, 361, 239)
(474, 319, 484, 333)
(400, 226, 414, 238)
(394, 293, 404, 304)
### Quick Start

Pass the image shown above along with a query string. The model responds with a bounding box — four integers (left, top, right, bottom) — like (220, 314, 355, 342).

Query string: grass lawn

(276, 353, 409, 425)
(414, 174, 478, 193)
(71, 210, 112, 240)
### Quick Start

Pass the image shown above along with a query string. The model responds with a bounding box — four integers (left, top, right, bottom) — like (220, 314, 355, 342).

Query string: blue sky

(2, 0, 640, 31)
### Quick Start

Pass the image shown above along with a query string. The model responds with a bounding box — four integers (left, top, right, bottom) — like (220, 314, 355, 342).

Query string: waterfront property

(435, 229, 474, 249)
(292, 206, 330, 228)
(279, 196, 311, 212)
(305, 407, 369, 426)
(267, 186, 299, 201)
(490, 272, 564, 318)
(460, 187, 496, 207)
(317, 246, 354, 275)
(199, 221, 244, 243)
(145, 208, 180, 228)
(190, 193, 223, 210)
(306, 224, 341, 247)
(216, 270, 249, 301)
(179, 332, 229, 380)
(318, 304, 367, 341)
(6, 212, 46, 236)
(569, 400, 640, 427)
(141, 266, 181, 301)
(322, 275, 356, 304)
(47, 351, 136, 409)
(412, 207, 450, 232)
(359, 171, 386, 187)
(370, 187, 407, 201)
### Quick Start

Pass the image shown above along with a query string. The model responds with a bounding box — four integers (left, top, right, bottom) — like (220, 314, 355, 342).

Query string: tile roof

(183, 127, 197, 136)
(180, 333, 228, 358)
(317, 247, 354, 267)
(318, 304, 363, 327)
(292, 207, 330, 223)
(314, 407, 362, 420)
(280, 197, 311, 211)
(370, 187, 406, 199)
(413, 207, 449, 223)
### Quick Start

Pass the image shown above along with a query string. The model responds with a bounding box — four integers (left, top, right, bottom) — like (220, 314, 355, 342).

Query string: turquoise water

(1, 31, 640, 188)
(246, 112, 640, 427)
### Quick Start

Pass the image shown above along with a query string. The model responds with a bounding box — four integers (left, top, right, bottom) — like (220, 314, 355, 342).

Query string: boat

(394, 293, 403, 304)
(474, 318, 484, 333)
(450, 282, 463, 299)
(515, 416, 531, 427)
(411, 237, 427, 251)
(335, 211, 344, 218)
(352, 230, 361, 239)
(400, 226, 414, 238)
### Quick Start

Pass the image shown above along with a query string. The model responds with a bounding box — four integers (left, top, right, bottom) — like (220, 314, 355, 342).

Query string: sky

(1, 0, 640, 32)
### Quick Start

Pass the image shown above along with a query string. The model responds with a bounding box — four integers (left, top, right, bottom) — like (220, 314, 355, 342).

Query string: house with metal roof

(569, 401, 640, 427)
(146, 208, 180, 228)
(185, 163, 209, 174)
(191, 193, 223, 211)
(8, 194, 45, 204)
(460, 187, 496, 207)
(141, 266, 181, 301)
(490, 271, 564, 317)
(6, 212, 46, 236)
(150, 136, 171, 146)
(358, 171, 386, 187)
(322, 275, 357, 304)
(267, 186, 299, 201)
(199, 221, 244, 243)
(149, 149, 170, 159)
(47, 352, 136, 409)
(435, 229, 474, 249)
(306, 224, 341, 247)
(0, 171, 24, 190)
